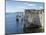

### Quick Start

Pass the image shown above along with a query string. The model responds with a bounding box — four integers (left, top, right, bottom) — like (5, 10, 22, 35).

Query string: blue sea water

(5, 13, 24, 33)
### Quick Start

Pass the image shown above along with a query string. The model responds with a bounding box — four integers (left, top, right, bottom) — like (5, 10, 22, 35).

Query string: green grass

(38, 27, 44, 32)
(23, 26, 44, 33)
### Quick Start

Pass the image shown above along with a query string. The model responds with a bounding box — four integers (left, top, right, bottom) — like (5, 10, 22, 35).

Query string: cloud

(24, 3, 36, 6)
(27, 4, 36, 6)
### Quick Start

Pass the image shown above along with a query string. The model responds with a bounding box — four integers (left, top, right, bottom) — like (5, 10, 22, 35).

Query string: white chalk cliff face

(39, 11, 44, 28)
(24, 9, 44, 28)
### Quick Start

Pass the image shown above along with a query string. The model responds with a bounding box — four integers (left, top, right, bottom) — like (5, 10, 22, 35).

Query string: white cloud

(38, 6, 43, 9)
(27, 4, 36, 6)
(24, 3, 36, 6)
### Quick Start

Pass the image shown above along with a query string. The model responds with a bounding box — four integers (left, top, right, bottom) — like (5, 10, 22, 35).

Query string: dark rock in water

(16, 18, 19, 22)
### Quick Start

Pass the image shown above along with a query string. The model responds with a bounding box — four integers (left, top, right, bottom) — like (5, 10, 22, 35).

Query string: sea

(5, 13, 24, 33)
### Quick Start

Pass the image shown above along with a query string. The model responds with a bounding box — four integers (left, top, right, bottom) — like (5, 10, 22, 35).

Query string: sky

(6, 0, 44, 13)
(6, 0, 43, 2)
